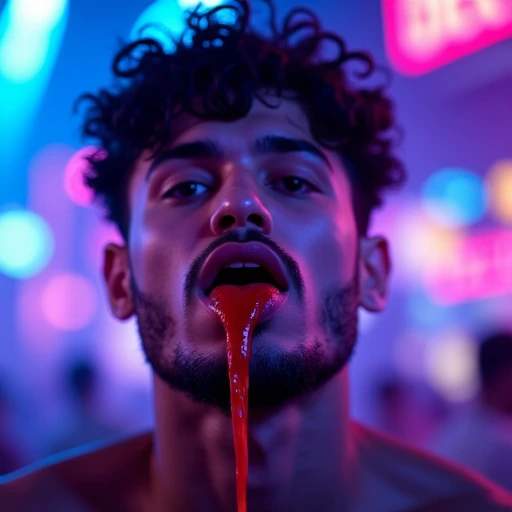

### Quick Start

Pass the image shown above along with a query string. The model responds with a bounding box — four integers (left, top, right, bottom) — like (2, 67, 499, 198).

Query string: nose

(210, 178, 273, 236)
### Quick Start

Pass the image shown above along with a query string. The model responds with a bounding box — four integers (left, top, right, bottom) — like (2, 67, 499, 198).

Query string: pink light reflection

(64, 146, 106, 206)
(424, 229, 512, 305)
(18, 273, 62, 354)
(382, 0, 512, 75)
(41, 273, 98, 331)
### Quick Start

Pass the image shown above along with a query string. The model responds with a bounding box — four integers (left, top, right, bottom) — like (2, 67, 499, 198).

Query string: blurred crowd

(0, 357, 149, 477)
(372, 330, 512, 491)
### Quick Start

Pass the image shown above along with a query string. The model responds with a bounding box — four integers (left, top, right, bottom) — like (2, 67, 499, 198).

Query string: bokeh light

(421, 168, 487, 228)
(10, 0, 68, 29)
(178, 0, 225, 8)
(0, 0, 69, 83)
(17, 275, 60, 351)
(423, 228, 512, 306)
(486, 159, 512, 224)
(131, 0, 233, 48)
(64, 146, 103, 207)
(131, 0, 185, 49)
(424, 329, 479, 402)
(0, 29, 51, 83)
(0, 209, 54, 278)
(393, 208, 462, 282)
(382, 0, 512, 75)
(41, 273, 97, 331)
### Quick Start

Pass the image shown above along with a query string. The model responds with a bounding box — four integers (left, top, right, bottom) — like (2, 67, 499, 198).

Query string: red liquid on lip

(209, 283, 280, 512)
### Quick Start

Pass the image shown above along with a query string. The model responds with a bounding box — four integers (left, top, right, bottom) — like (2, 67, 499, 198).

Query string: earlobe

(103, 243, 134, 320)
(358, 236, 391, 313)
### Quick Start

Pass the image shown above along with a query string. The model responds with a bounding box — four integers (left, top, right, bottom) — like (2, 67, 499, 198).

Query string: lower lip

(200, 286, 288, 324)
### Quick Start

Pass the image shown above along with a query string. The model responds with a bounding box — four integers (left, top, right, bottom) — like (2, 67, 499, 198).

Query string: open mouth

(197, 242, 290, 323)
(198, 242, 290, 298)
(205, 263, 281, 296)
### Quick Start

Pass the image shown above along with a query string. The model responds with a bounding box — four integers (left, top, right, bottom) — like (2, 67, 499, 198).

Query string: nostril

(218, 215, 236, 230)
(247, 213, 264, 228)
(217, 213, 264, 231)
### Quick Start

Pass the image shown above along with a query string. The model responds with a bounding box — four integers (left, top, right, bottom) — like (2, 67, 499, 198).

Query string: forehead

(130, 97, 352, 196)
(174, 98, 311, 143)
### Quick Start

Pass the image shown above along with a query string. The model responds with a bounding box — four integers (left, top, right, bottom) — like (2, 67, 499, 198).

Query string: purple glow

(41, 273, 98, 331)
(424, 228, 512, 304)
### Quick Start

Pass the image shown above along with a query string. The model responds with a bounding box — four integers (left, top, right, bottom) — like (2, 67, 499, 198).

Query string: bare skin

(2, 420, 512, 511)
(2, 99, 512, 511)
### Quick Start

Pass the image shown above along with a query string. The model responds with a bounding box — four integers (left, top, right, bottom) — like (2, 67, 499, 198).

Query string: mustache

(184, 228, 304, 301)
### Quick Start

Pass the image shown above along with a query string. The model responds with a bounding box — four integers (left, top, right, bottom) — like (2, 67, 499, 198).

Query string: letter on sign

(382, 0, 512, 75)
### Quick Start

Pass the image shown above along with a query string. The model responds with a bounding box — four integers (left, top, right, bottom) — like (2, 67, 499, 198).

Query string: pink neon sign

(424, 229, 512, 305)
(382, 0, 512, 75)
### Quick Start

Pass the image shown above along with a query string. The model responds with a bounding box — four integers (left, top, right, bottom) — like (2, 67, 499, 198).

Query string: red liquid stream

(209, 283, 280, 512)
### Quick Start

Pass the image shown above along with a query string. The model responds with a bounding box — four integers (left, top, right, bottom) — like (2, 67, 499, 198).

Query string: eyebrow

(146, 134, 331, 181)
(146, 140, 223, 181)
(254, 135, 332, 171)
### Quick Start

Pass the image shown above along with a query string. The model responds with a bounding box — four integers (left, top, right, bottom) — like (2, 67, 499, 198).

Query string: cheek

(298, 212, 357, 334)
(129, 209, 187, 298)
(295, 208, 358, 292)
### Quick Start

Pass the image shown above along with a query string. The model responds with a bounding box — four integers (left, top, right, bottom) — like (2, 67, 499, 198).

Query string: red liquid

(209, 283, 280, 512)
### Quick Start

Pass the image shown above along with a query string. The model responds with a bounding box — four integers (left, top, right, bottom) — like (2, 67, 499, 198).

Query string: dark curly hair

(76, 0, 406, 239)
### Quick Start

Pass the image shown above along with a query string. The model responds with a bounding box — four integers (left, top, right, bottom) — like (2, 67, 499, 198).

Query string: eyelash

(162, 176, 317, 200)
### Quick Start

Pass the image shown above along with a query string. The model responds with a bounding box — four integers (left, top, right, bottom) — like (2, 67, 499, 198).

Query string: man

(2, 1, 512, 510)
(430, 331, 512, 492)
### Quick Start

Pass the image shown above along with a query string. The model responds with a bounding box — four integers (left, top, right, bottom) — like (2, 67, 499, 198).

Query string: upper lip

(198, 241, 290, 295)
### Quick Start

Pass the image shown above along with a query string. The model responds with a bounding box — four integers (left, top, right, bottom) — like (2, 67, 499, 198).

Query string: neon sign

(382, 0, 512, 75)
(424, 229, 512, 305)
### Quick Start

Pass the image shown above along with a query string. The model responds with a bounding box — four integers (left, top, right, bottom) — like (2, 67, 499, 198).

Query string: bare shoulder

(0, 431, 153, 512)
(352, 421, 512, 511)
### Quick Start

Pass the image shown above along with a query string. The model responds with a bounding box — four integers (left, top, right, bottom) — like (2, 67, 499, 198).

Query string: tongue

(208, 283, 280, 512)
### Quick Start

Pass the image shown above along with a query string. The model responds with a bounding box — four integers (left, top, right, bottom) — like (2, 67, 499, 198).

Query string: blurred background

(0, 0, 512, 486)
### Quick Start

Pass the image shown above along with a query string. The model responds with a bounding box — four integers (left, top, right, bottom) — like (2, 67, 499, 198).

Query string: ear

(358, 236, 391, 313)
(103, 243, 134, 320)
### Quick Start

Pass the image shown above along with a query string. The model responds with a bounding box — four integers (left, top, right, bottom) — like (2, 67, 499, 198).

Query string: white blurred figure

(429, 331, 512, 491)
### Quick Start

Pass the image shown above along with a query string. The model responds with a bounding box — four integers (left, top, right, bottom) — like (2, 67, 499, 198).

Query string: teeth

(226, 262, 244, 269)
(225, 262, 261, 269)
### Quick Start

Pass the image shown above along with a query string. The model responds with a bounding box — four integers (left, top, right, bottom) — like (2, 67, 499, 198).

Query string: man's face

(104, 98, 390, 411)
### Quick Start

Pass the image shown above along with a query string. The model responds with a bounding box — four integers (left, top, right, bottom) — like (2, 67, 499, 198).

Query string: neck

(149, 369, 357, 512)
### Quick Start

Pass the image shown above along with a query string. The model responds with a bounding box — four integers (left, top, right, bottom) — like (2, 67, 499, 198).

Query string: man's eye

(273, 176, 316, 195)
(162, 181, 209, 199)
